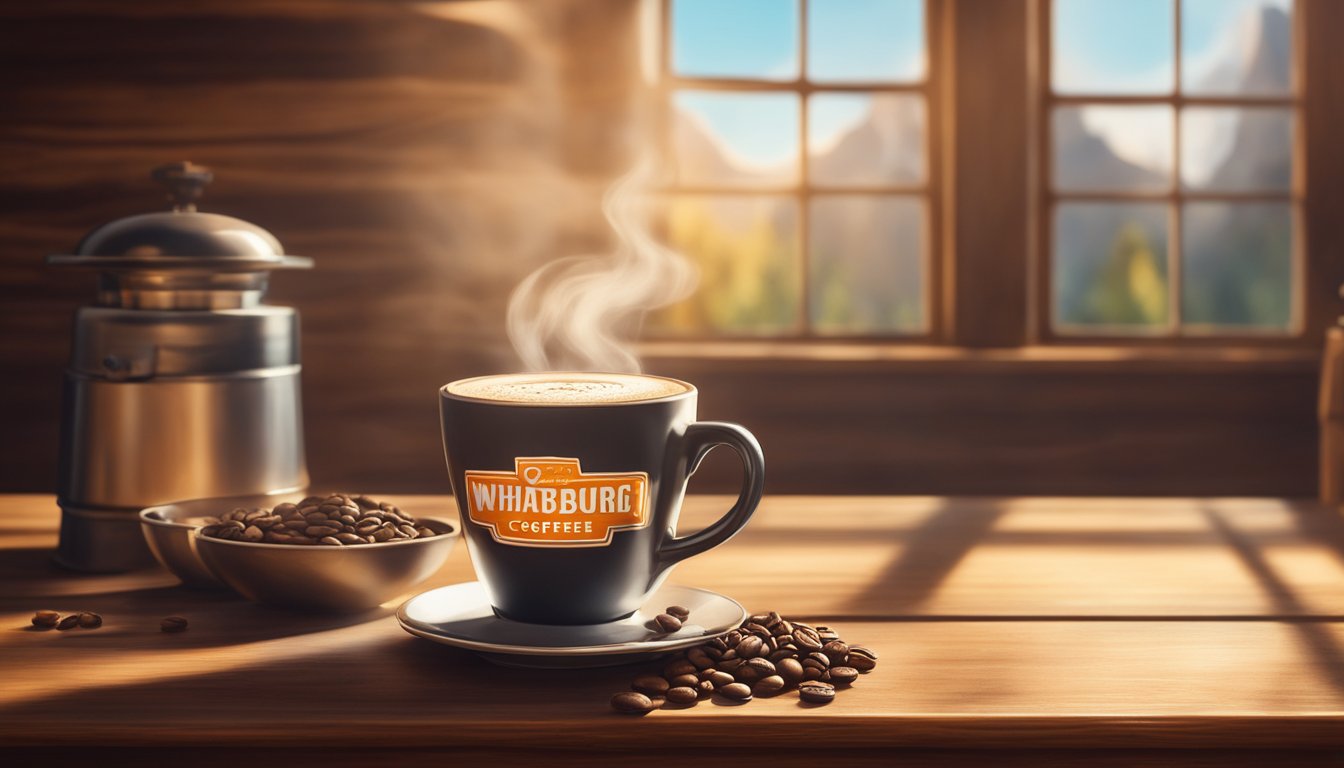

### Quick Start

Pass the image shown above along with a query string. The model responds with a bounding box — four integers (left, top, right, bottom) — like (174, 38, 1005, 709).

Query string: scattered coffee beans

(609, 611, 876, 714)
(56, 615, 79, 630)
(632, 674, 669, 697)
(200, 494, 439, 546)
(160, 616, 189, 633)
(611, 691, 655, 715)
(719, 682, 753, 701)
(665, 686, 698, 705)
(77, 612, 102, 629)
(798, 681, 836, 704)
(654, 613, 682, 633)
(31, 610, 60, 629)
(666, 605, 690, 621)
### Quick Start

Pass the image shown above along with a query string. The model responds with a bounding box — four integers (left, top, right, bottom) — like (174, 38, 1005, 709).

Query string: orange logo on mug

(464, 458, 650, 547)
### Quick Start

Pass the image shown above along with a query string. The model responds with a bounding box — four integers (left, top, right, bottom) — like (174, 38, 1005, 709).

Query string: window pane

(671, 0, 799, 80)
(1182, 202, 1293, 330)
(809, 93, 925, 187)
(1181, 107, 1292, 192)
(808, 0, 924, 83)
(810, 196, 925, 334)
(1182, 0, 1292, 96)
(1053, 0, 1174, 94)
(672, 91, 799, 187)
(1054, 202, 1170, 331)
(653, 196, 801, 334)
(1053, 106, 1173, 192)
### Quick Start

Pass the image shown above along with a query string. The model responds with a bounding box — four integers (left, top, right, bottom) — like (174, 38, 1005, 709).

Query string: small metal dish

(141, 493, 459, 611)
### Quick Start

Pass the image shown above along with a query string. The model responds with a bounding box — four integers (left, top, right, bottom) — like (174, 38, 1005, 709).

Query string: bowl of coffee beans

(146, 493, 458, 612)
(141, 491, 302, 589)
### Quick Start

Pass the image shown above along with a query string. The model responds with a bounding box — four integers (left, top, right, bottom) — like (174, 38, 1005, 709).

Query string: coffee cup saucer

(396, 582, 747, 669)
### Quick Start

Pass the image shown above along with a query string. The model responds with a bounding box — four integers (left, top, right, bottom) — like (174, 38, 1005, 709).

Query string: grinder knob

(151, 161, 214, 212)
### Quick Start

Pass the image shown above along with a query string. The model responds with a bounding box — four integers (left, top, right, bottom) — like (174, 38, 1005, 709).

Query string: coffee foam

(447, 373, 690, 405)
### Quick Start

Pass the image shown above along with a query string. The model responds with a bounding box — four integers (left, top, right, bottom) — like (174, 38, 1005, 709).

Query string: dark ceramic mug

(439, 372, 764, 625)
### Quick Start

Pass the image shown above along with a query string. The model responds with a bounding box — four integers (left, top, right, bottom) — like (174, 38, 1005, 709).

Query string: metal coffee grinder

(47, 162, 311, 571)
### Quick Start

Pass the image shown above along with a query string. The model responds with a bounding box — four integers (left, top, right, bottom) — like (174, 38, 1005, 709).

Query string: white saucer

(396, 582, 747, 668)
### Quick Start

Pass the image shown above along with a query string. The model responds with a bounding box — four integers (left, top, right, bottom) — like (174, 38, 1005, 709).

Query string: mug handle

(657, 421, 765, 566)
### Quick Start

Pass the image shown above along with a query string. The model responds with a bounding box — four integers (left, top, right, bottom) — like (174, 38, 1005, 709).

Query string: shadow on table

(841, 497, 1005, 616)
(1203, 504, 1344, 695)
(0, 627, 638, 723)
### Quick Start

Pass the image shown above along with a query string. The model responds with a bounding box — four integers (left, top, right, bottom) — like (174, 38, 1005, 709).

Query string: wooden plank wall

(0, 0, 1323, 497)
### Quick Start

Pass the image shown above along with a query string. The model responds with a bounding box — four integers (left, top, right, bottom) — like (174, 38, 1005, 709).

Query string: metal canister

(47, 162, 311, 571)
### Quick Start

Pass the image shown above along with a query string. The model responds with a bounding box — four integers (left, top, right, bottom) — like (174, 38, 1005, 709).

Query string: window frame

(651, 0, 947, 342)
(641, 0, 1339, 360)
(1035, 0, 1307, 346)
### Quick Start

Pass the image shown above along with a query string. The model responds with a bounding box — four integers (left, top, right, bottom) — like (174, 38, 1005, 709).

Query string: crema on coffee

(446, 373, 690, 405)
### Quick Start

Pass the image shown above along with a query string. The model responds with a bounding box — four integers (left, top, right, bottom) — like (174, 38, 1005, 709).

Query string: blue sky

(668, 0, 1291, 176)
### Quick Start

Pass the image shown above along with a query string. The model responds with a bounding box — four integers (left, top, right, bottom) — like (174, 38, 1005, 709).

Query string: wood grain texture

(1, 494, 1343, 755)
(0, 0, 1330, 499)
(8, 495, 1344, 618)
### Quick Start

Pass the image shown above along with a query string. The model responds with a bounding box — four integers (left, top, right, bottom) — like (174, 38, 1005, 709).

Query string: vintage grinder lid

(46, 162, 312, 309)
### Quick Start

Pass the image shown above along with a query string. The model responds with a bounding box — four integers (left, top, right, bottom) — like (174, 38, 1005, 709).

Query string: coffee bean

(665, 686, 698, 705)
(687, 647, 714, 670)
(654, 613, 682, 633)
(799, 681, 836, 704)
(718, 682, 752, 701)
(753, 675, 786, 697)
(734, 665, 762, 684)
(777, 658, 804, 686)
(817, 626, 840, 642)
(793, 628, 823, 651)
(807, 651, 832, 668)
(829, 666, 859, 685)
(823, 640, 850, 665)
(802, 666, 823, 682)
(848, 646, 878, 671)
(664, 660, 697, 678)
(668, 673, 699, 689)
(160, 616, 189, 633)
(696, 680, 715, 698)
(706, 670, 734, 688)
(611, 691, 655, 715)
(768, 648, 795, 663)
(666, 605, 690, 621)
(242, 525, 264, 542)
(31, 610, 59, 629)
(737, 635, 763, 658)
(318, 536, 343, 546)
(57, 615, 79, 630)
(77, 612, 102, 629)
(744, 657, 776, 677)
(632, 674, 669, 697)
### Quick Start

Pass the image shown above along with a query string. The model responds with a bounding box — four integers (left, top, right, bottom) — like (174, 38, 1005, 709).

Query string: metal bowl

(142, 494, 459, 611)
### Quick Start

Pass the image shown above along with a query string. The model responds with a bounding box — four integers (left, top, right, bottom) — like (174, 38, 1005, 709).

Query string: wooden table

(3, 494, 1344, 766)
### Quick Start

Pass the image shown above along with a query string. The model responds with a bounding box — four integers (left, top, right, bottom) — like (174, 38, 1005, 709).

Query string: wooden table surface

(3, 494, 1344, 766)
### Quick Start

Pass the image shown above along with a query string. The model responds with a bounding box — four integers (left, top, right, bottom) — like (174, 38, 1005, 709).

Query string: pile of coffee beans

(31, 610, 101, 630)
(611, 610, 876, 714)
(200, 494, 437, 546)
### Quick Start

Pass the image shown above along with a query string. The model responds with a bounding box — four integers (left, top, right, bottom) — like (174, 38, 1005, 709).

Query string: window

(1045, 0, 1298, 338)
(653, 0, 937, 338)
(650, 0, 1307, 347)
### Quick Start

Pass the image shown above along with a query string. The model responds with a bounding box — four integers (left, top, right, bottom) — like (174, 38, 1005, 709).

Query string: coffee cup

(439, 372, 764, 625)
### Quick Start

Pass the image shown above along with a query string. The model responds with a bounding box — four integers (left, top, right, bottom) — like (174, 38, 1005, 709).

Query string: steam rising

(506, 158, 697, 373)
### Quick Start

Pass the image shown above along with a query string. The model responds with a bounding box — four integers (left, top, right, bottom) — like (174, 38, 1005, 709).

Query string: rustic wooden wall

(0, 0, 1324, 498)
